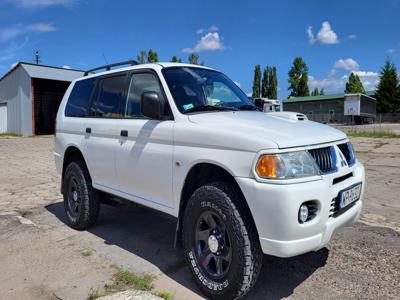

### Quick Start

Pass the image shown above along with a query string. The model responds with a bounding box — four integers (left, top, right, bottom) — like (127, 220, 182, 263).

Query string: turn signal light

(256, 155, 278, 178)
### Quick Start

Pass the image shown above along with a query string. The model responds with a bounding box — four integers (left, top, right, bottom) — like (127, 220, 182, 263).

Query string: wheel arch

(61, 145, 90, 194)
(174, 162, 258, 247)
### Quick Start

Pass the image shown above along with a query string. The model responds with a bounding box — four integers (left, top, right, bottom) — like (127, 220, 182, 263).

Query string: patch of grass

(87, 270, 155, 299)
(0, 132, 22, 138)
(347, 130, 400, 138)
(81, 250, 92, 257)
(156, 291, 174, 300)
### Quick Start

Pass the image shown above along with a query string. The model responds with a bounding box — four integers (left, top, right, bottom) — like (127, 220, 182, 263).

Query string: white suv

(55, 61, 365, 299)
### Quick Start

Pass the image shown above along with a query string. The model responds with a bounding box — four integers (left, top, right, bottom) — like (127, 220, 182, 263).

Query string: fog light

(299, 204, 309, 223)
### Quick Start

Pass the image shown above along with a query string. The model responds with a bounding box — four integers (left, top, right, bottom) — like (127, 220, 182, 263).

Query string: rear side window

(65, 78, 95, 117)
(91, 74, 126, 118)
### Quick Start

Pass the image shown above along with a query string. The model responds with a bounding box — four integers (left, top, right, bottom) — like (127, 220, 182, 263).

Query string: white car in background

(54, 61, 365, 299)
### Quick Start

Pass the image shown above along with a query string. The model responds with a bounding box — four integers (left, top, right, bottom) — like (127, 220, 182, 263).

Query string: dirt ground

(0, 136, 399, 300)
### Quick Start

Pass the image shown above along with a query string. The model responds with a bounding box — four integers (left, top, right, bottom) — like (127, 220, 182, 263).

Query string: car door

(115, 70, 174, 211)
(83, 72, 127, 191)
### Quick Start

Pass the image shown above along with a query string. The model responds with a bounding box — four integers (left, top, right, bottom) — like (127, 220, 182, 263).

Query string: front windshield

(162, 67, 255, 113)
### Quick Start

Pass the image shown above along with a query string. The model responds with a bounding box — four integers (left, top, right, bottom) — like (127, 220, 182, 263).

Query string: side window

(205, 81, 241, 105)
(65, 78, 95, 117)
(125, 73, 162, 117)
(91, 74, 126, 118)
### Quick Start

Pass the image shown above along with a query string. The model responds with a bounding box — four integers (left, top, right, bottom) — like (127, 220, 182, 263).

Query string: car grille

(329, 195, 359, 218)
(308, 146, 337, 174)
(337, 142, 355, 166)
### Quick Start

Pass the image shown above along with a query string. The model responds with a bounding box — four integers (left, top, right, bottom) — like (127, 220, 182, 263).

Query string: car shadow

(46, 201, 328, 299)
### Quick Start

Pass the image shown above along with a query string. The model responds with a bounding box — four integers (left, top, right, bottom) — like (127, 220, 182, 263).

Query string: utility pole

(34, 50, 41, 64)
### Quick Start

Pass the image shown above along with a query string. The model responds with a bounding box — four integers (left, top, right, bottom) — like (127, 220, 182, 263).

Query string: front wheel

(182, 182, 263, 299)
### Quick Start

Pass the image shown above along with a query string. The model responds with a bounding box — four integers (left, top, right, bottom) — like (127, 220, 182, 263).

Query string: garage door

(0, 103, 7, 133)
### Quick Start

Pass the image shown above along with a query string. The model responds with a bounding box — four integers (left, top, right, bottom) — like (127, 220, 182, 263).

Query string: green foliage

(345, 72, 365, 94)
(137, 50, 147, 64)
(261, 66, 278, 99)
(375, 59, 400, 113)
(347, 131, 400, 138)
(87, 270, 155, 299)
(319, 88, 325, 95)
(252, 64, 261, 98)
(81, 250, 91, 257)
(147, 49, 158, 63)
(156, 291, 174, 300)
(0, 132, 22, 137)
(311, 87, 319, 96)
(288, 57, 310, 97)
(170, 56, 182, 63)
(188, 53, 202, 65)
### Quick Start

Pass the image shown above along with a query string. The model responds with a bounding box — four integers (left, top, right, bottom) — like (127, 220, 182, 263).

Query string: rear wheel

(182, 182, 262, 299)
(63, 160, 100, 230)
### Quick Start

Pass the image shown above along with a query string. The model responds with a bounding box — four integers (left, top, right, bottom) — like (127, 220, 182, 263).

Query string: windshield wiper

(184, 105, 238, 113)
(238, 104, 261, 111)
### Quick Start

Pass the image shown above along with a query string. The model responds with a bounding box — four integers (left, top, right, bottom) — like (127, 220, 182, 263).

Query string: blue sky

(0, 0, 399, 98)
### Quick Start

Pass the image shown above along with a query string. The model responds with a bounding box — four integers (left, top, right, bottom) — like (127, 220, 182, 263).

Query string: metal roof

(0, 62, 84, 83)
(285, 91, 376, 103)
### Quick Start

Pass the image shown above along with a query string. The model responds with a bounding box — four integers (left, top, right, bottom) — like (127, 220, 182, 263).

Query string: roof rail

(83, 60, 139, 76)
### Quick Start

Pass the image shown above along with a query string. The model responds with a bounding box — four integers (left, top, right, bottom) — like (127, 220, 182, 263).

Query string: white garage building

(0, 62, 84, 136)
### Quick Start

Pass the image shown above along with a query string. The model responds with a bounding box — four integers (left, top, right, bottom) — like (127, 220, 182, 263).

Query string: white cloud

(386, 48, 396, 54)
(28, 23, 56, 32)
(0, 37, 29, 61)
(11, 0, 75, 8)
(347, 34, 357, 39)
(334, 58, 359, 70)
(0, 23, 56, 42)
(307, 21, 339, 45)
(353, 71, 379, 91)
(11, 62, 18, 68)
(233, 81, 241, 87)
(196, 25, 218, 34)
(62, 65, 71, 69)
(183, 32, 225, 53)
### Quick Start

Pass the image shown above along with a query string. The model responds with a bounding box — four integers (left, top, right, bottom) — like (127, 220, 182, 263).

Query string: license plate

(339, 183, 362, 209)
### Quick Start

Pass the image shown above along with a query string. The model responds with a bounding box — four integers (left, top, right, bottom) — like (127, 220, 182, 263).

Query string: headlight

(255, 151, 320, 179)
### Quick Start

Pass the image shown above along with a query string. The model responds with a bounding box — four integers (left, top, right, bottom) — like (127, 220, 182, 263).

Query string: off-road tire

(63, 160, 100, 230)
(182, 181, 263, 299)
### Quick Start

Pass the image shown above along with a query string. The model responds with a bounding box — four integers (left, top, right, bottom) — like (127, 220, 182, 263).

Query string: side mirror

(141, 91, 165, 120)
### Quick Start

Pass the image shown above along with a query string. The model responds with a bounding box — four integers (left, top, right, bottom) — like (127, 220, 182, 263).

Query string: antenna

(34, 50, 41, 64)
(102, 53, 109, 65)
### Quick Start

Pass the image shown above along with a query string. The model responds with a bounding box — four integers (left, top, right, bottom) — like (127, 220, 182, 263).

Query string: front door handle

(85, 127, 91, 134)
(120, 130, 128, 137)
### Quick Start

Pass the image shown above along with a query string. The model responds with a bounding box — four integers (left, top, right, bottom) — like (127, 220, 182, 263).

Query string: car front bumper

(236, 161, 365, 257)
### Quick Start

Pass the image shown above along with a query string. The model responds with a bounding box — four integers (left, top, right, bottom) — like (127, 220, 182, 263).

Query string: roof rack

(83, 60, 139, 76)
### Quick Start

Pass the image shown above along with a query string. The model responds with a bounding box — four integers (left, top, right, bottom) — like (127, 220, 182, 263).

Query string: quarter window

(92, 74, 126, 118)
(125, 73, 162, 117)
(65, 78, 95, 117)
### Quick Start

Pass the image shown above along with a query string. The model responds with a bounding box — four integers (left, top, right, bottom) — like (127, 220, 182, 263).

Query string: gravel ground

(0, 136, 399, 300)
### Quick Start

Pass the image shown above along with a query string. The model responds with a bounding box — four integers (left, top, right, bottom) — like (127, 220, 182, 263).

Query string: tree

(137, 50, 147, 64)
(375, 59, 400, 113)
(171, 56, 182, 63)
(252, 64, 261, 98)
(188, 53, 201, 65)
(311, 88, 319, 96)
(147, 49, 158, 63)
(345, 72, 365, 94)
(288, 57, 310, 97)
(319, 88, 325, 95)
(269, 67, 278, 99)
(261, 67, 270, 98)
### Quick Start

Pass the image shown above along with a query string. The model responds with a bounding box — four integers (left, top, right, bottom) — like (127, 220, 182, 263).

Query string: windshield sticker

(183, 103, 194, 110)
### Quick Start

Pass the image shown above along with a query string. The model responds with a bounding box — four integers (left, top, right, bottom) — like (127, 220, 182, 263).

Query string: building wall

(0, 66, 33, 136)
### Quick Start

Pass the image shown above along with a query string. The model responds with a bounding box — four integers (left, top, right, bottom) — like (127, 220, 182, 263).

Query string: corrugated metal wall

(0, 66, 32, 135)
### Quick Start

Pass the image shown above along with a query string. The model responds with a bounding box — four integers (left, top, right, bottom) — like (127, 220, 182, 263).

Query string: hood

(188, 111, 347, 149)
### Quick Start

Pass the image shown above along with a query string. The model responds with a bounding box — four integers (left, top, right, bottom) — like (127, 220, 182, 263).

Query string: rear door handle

(120, 130, 128, 137)
(85, 127, 91, 134)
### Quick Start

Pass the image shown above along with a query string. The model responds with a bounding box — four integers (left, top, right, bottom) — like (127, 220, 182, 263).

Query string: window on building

(65, 78, 95, 117)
